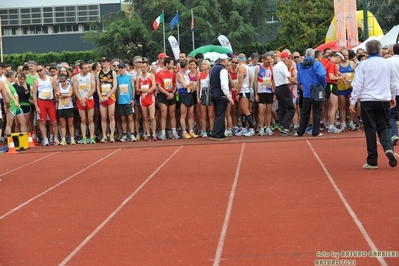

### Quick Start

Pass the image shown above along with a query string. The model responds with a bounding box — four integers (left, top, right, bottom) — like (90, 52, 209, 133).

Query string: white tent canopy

(379, 25, 399, 47)
(353, 35, 383, 52)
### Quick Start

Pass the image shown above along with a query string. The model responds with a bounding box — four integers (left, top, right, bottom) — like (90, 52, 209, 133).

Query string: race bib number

(263, 77, 271, 88)
(141, 84, 149, 96)
(163, 78, 173, 91)
(119, 84, 129, 95)
(232, 81, 238, 91)
(41, 90, 52, 100)
(79, 83, 90, 98)
(101, 84, 111, 96)
(60, 98, 70, 107)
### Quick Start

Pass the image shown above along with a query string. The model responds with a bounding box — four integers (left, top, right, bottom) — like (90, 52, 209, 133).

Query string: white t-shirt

(272, 61, 290, 87)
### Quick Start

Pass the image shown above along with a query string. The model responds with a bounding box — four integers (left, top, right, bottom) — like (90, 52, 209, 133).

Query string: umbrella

(188, 45, 232, 58)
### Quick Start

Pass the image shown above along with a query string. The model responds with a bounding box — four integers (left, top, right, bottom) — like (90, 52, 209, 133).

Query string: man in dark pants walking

(296, 48, 327, 137)
(209, 55, 234, 140)
(272, 51, 297, 136)
(350, 40, 398, 169)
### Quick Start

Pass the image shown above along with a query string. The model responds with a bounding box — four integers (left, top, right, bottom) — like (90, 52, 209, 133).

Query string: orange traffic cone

(8, 137, 18, 154)
(31, 130, 39, 145)
(28, 133, 35, 148)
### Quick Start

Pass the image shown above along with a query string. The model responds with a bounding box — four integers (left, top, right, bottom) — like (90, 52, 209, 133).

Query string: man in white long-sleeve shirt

(350, 40, 398, 169)
(387, 44, 399, 145)
(209, 54, 234, 140)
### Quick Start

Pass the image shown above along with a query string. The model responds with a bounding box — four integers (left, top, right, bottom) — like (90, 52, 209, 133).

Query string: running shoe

(265, 127, 274, 136)
(244, 128, 255, 137)
(110, 136, 115, 143)
(80, 138, 87, 144)
(327, 126, 342, 133)
(189, 131, 198, 138)
(183, 132, 192, 139)
(53, 138, 60, 146)
(89, 137, 96, 144)
(386, 150, 398, 167)
(172, 133, 181, 139)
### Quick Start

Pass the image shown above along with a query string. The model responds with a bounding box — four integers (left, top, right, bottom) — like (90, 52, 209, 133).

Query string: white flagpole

(191, 9, 195, 51)
(0, 17, 3, 62)
(162, 10, 166, 53)
(177, 10, 180, 47)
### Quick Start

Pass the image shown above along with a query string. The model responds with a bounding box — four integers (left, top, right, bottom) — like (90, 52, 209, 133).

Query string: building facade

(0, 0, 122, 54)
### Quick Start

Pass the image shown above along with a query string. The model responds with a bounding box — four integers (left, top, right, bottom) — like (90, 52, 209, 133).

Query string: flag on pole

(153, 13, 164, 30)
(170, 13, 179, 30)
(190, 12, 194, 32)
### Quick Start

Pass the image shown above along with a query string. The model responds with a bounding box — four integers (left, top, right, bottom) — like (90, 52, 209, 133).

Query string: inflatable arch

(326, 11, 384, 43)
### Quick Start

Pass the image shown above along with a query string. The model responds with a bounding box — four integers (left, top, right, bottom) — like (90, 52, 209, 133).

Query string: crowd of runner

(0, 45, 397, 146)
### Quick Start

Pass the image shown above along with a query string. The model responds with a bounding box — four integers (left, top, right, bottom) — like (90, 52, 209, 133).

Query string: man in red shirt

(156, 57, 179, 140)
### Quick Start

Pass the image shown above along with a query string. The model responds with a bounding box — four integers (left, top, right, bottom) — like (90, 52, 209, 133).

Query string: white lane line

(307, 140, 387, 266)
(58, 145, 183, 266)
(0, 149, 121, 221)
(0, 152, 59, 178)
(213, 143, 245, 266)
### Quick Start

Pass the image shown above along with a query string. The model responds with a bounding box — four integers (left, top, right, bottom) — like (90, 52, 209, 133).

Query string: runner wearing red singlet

(228, 57, 239, 130)
(137, 62, 157, 141)
(156, 57, 179, 140)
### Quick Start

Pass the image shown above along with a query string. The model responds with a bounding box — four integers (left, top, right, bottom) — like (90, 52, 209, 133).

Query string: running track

(0, 132, 398, 266)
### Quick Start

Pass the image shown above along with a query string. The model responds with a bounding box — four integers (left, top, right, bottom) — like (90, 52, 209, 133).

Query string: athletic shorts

(179, 93, 194, 107)
(140, 94, 155, 108)
(325, 83, 338, 98)
(37, 99, 57, 122)
(77, 98, 95, 110)
(158, 92, 176, 106)
(134, 94, 141, 107)
(100, 98, 116, 107)
(239, 92, 251, 100)
(117, 104, 134, 116)
(338, 88, 353, 97)
(21, 105, 32, 114)
(93, 91, 100, 109)
(10, 107, 24, 117)
(192, 91, 198, 105)
(57, 108, 75, 118)
(258, 93, 274, 104)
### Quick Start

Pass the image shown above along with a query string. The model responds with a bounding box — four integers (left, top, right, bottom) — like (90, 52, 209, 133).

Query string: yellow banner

(334, 0, 346, 47)
(345, 0, 358, 46)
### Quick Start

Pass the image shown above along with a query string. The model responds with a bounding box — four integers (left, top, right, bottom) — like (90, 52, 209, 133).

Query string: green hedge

(3, 51, 97, 69)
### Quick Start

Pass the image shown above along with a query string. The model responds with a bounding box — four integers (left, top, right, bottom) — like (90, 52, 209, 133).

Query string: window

(23, 26, 48, 35)
(53, 24, 79, 33)
(2, 27, 18, 36)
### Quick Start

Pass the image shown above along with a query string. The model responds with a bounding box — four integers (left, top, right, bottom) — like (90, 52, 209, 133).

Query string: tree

(270, 0, 334, 53)
(367, 0, 399, 33)
(83, 0, 274, 60)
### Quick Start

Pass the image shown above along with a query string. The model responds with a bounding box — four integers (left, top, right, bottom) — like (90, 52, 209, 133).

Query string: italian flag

(153, 13, 164, 30)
